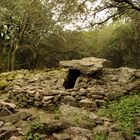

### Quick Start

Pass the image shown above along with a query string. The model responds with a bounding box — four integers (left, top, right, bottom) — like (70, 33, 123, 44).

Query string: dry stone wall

(2, 67, 139, 110)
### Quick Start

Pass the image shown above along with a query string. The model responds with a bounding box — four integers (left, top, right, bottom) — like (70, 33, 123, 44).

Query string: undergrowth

(26, 121, 44, 140)
(98, 94, 140, 135)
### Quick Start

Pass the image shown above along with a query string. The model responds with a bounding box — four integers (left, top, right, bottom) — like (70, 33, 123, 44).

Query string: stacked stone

(7, 69, 66, 108)
(4, 57, 140, 110)
(8, 84, 109, 111)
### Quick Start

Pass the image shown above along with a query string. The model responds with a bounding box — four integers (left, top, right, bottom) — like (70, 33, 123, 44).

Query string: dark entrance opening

(63, 69, 82, 89)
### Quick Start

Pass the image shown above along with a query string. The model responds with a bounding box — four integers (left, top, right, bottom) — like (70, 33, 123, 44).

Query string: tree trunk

(0, 47, 4, 72)
(11, 43, 19, 71)
(0, 56, 3, 72)
(7, 45, 13, 71)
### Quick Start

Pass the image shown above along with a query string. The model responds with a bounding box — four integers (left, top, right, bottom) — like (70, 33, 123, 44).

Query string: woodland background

(0, 0, 140, 71)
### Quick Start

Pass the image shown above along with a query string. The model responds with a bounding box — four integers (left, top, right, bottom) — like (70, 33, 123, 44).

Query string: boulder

(59, 105, 96, 129)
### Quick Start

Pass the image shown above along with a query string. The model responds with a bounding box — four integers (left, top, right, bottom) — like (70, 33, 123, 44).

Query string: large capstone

(59, 57, 110, 75)
(60, 57, 110, 89)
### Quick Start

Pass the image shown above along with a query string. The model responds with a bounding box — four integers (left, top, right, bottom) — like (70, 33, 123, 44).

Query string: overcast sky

(64, 0, 107, 30)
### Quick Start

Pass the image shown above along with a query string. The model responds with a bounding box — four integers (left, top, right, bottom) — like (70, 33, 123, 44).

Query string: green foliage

(51, 107, 61, 120)
(0, 0, 90, 71)
(98, 95, 140, 133)
(26, 121, 44, 140)
(0, 0, 140, 70)
(92, 21, 140, 68)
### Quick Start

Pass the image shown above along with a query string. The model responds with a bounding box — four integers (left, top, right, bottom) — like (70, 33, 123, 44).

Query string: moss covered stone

(0, 80, 8, 90)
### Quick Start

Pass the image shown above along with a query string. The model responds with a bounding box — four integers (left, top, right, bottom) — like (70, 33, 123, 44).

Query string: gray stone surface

(53, 133, 71, 140)
(60, 57, 110, 74)
(108, 132, 125, 140)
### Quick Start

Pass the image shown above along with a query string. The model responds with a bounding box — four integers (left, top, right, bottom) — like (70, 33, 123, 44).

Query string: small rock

(78, 88, 87, 96)
(72, 136, 90, 140)
(108, 132, 125, 140)
(0, 101, 16, 110)
(79, 99, 96, 110)
(62, 96, 76, 106)
(48, 90, 69, 96)
(75, 95, 82, 100)
(53, 94, 61, 102)
(66, 127, 92, 139)
(63, 96, 76, 102)
(0, 80, 8, 90)
(9, 136, 22, 140)
(135, 136, 140, 140)
(42, 96, 54, 105)
(92, 95, 104, 100)
(43, 96, 54, 101)
(27, 90, 36, 96)
(53, 133, 71, 140)
(0, 121, 4, 127)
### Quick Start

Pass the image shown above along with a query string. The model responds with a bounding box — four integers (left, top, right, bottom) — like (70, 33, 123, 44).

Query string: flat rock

(43, 96, 54, 101)
(0, 101, 16, 109)
(34, 121, 68, 134)
(0, 112, 32, 124)
(66, 127, 92, 139)
(72, 136, 89, 140)
(60, 57, 110, 74)
(53, 133, 71, 140)
(60, 105, 96, 129)
(9, 136, 22, 140)
(79, 99, 96, 110)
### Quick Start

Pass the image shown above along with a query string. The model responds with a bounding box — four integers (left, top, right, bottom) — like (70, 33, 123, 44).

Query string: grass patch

(92, 134, 107, 140)
(25, 121, 44, 140)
